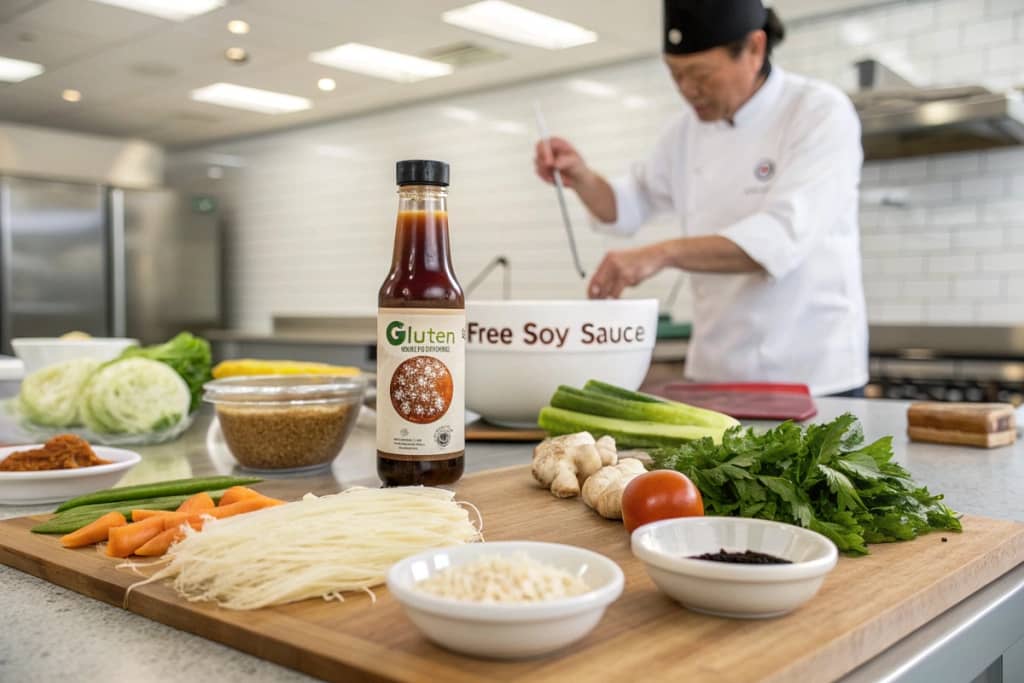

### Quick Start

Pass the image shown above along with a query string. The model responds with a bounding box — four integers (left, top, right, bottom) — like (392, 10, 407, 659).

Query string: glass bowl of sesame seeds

(203, 374, 367, 473)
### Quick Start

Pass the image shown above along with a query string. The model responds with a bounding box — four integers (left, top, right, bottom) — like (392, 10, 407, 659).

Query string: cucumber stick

(582, 380, 666, 404)
(32, 491, 228, 534)
(538, 406, 727, 448)
(552, 385, 739, 429)
(55, 475, 261, 513)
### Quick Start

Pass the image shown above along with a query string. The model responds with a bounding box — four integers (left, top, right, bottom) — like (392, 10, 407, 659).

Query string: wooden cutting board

(465, 420, 545, 442)
(1, 466, 1023, 683)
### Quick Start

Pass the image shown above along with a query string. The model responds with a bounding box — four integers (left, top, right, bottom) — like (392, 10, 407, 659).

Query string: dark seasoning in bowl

(690, 549, 793, 565)
(204, 375, 366, 472)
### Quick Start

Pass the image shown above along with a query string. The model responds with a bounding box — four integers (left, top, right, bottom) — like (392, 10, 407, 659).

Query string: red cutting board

(648, 382, 818, 421)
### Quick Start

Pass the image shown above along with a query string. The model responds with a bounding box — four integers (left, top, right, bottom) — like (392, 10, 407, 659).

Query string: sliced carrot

(60, 511, 127, 548)
(176, 491, 215, 514)
(134, 527, 186, 557)
(158, 495, 284, 532)
(217, 486, 262, 507)
(131, 509, 174, 522)
(106, 516, 166, 558)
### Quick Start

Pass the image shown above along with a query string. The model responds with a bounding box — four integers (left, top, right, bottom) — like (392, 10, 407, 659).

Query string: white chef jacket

(600, 66, 868, 395)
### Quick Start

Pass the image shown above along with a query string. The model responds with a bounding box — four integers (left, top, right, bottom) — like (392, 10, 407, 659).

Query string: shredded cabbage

(80, 358, 190, 434)
(18, 358, 100, 427)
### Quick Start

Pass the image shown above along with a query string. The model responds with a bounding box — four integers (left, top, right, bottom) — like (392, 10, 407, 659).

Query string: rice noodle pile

(415, 553, 589, 603)
(128, 486, 480, 610)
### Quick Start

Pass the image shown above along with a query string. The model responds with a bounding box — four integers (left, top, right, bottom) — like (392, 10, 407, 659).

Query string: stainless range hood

(851, 59, 1024, 160)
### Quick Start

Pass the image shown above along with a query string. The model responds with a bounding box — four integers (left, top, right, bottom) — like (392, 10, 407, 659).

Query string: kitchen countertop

(1, 397, 1022, 683)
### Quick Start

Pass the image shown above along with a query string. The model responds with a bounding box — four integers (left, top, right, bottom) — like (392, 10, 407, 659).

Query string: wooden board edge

(0, 521, 485, 683)
(762, 526, 1024, 683)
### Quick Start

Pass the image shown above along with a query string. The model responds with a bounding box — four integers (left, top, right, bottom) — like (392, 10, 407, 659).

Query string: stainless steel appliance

(0, 176, 222, 353)
(851, 58, 1024, 160)
(868, 325, 1024, 406)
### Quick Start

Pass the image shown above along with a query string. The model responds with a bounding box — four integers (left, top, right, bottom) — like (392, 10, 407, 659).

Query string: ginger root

(532, 433, 618, 498)
(582, 458, 647, 519)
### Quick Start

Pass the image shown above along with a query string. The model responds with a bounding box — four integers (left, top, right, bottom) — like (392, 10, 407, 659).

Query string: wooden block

(907, 402, 1017, 449)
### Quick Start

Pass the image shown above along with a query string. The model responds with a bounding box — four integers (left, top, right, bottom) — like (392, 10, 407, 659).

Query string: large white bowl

(466, 299, 658, 427)
(631, 517, 838, 619)
(12, 337, 138, 375)
(0, 444, 142, 505)
(387, 541, 624, 659)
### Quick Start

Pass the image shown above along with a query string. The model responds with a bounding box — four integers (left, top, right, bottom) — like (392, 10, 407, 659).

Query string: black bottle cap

(396, 159, 450, 187)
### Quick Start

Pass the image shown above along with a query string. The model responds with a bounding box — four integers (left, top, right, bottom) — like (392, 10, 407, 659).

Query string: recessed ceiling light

(442, 1, 597, 50)
(317, 77, 336, 92)
(0, 56, 44, 83)
(568, 79, 617, 98)
(224, 47, 248, 63)
(62, 89, 82, 103)
(440, 106, 480, 123)
(88, 0, 226, 21)
(309, 43, 453, 83)
(227, 19, 250, 35)
(190, 83, 312, 114)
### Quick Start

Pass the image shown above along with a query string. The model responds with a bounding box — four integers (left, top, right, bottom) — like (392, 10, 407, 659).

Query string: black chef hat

(664, 0, 768, 55)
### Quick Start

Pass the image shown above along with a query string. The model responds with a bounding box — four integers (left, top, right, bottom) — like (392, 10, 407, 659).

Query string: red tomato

(621, 470, 703, 534)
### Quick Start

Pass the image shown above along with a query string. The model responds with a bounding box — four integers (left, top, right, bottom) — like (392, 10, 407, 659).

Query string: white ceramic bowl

(387, 541, 624, 659)
(0, 445, 142, 505)
(631, 517, 838, 619)
(12, 337, 138, 375)
(466, 299, 658, 427)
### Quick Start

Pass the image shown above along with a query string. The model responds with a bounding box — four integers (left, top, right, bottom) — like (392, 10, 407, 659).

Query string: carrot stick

(131, 509, 174, 522)
(158, 495, 284, 532)
(106, 516, 166, 558)
(217, 486, 262, 507)
(176, 491, 215, 514)
(60, 511, 126, 548)
(134, 527, 186, 557)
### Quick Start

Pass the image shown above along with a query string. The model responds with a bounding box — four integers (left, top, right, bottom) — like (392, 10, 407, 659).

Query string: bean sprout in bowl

(203, 374, 366, 473)
(466, 299, 658, 428)
(387, 541, 624, 659)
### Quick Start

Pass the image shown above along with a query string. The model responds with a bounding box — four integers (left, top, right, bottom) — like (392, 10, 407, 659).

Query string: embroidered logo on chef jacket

(754, 159, 775, 181)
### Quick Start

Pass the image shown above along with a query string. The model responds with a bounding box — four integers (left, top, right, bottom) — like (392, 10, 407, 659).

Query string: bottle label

(377, 308, 465, 460)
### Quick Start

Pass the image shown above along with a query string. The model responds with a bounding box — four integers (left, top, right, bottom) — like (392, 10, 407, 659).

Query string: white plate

(0, 444, 142, 505)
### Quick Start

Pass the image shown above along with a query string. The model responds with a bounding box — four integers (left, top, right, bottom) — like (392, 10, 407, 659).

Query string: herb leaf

(651, 413, 961, 556)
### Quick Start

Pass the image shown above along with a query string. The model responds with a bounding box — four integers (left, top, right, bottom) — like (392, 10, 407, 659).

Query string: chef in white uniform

(535, 0, 868, 396)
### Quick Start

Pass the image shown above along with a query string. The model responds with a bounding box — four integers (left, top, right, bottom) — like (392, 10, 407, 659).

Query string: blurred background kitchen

(0, 0, 1022, 403)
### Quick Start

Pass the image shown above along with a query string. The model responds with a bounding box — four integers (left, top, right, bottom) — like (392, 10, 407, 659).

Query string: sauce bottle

(377, 160, 465, 486)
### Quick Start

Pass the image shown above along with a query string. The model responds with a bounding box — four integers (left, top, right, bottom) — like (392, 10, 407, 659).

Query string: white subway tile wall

(167, 0, 1024, 331)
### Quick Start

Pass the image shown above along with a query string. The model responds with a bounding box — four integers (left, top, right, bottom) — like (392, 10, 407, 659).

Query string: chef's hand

(588, 244, 668, 299)
(534, 136, 587, 188)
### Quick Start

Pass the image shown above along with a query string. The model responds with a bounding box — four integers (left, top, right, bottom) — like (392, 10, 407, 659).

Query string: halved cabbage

(19, 358, 100, 427)
(80, 358, 190, 434)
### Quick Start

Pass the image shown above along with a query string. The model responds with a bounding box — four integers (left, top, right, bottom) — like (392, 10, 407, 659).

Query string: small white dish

(11, 337, 138, 375)
(631, 517, 838, 619)
(0, 445, 142, 505)
(387, 541, 624, 659)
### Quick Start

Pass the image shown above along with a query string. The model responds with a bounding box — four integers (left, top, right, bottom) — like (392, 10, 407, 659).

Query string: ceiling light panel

(88, 0, 226, 22)
(442, 1, 597, 50)
(190, 83, 312, 114)
(0, 56, 44, 83)
(309, 43, 453, 83)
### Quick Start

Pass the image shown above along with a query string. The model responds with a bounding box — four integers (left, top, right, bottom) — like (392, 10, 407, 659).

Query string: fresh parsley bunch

(651, 413, 961, 555)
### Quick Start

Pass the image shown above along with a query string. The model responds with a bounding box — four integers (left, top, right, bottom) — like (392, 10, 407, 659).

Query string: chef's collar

(664, 0, 767, 55)
(726, 65, 784, 129)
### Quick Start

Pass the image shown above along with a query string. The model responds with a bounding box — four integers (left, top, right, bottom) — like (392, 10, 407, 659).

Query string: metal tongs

(533, 102, 586, 279)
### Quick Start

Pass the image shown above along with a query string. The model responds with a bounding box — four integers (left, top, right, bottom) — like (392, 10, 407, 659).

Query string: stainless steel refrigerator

(0, 176, 222, 354)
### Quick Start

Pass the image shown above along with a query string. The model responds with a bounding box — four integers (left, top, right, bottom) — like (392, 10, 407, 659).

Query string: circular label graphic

(390, 355, 453, 424)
